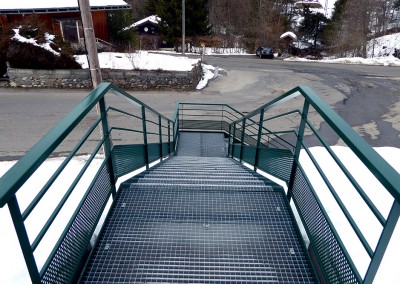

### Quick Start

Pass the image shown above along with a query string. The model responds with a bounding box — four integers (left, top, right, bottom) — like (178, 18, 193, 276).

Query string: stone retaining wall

(7, 63, 202, 91)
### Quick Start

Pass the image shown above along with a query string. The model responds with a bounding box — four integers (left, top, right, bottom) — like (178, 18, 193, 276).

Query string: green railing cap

(0, 83, 173, 208)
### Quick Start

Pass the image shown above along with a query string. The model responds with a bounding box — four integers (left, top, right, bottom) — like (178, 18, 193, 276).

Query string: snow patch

(285, 55, 400, 66)
(75, 51, 200, 71)
(12, 29, 60, 56)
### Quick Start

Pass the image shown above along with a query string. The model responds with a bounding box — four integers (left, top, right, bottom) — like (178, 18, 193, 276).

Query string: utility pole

(182, 0, 185, 55)
(78, 0, 102, 88)
(78, 0, 106, 154)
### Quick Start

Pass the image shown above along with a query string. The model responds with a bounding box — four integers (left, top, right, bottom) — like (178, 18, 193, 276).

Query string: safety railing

(228, 86, 400, 284)
(172, 102, 274, 153)
(0, 83, 175, 283)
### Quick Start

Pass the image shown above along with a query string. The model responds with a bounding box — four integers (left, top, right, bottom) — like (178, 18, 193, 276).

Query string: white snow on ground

(0, 0, 128, 10)
(196, 64, 218, 90)
(75, 51, 200, 71)
(75, 51, 220, 89)
(1, 146, 399, 283)
(299, 147, 400, 282)
(285, 55, 400, 66)
(12, 29, 60, 56)
(367, 32, 400, 58)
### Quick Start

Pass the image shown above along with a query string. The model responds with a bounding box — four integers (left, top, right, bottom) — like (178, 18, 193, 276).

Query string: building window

(53, 18, 83, 42)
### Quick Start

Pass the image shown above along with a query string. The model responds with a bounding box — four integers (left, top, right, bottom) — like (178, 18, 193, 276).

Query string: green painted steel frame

(0, 83, 175, 283)
(228, 85, 400, 283)
(1, 84, 400, 284)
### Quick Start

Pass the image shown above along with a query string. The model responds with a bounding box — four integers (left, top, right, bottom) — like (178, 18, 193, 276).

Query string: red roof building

(0, 0, 130, 43)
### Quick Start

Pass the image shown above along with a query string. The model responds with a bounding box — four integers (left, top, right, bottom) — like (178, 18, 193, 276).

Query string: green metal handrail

(229, 85, 400, 283)
(0, 83, 175, 283)
(2, 83, 400, 284)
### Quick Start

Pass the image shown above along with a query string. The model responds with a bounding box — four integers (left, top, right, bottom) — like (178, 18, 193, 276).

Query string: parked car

(256, 46, 274, 59)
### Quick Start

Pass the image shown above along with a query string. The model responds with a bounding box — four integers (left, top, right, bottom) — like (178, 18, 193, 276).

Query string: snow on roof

(125, 15, 161, 30)
(0, 0, 129, 12)
(280, 32, 297, 40)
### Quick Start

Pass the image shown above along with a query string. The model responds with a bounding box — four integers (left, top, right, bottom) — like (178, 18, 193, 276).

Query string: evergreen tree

(108, 10, 137, 49)
(324, 0, 348, 55)
(146, 0, 158, 15)
(148, 0, 211, 47)
(394, 0, 400, 9)
(299, 7, 327, 48)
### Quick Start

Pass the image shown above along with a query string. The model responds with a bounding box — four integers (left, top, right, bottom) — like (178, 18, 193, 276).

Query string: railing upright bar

(239, 119, 246, 162)
(364, 201, 400, 284)
(99, 97, 117, 197)
(254, 108, 265, 171)
(141, 106, 149, 170)
(158, 115, 163, 159)
(8, 196, 41, 283)
(221, 105, 224, 131)
(168, 121, 171, 155)
(228, 123, 232, 157)
(287, 101, 309, 200)
(231, 122, 236, 157)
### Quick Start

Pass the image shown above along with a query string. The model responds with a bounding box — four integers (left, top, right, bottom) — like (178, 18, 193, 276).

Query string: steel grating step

(81, 133, 316, 283)
(82, 183, 316, 283)
(129, 183, 273, 192)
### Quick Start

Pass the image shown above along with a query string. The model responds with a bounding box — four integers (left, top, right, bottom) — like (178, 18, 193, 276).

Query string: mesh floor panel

(177, 132, 227, 157)
(81, 134, 316, 283)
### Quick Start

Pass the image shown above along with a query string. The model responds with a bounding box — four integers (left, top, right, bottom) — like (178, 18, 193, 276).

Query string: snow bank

(12, 29, 60, 56)
(75, 51, 200, 71)
(367, 32, 400, 58)
(285, 55, 400, 66)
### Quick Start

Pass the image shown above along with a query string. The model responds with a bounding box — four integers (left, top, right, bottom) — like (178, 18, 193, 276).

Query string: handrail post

(231, 122, 236, 157)
(228, 123, 232, 157)
(168, 121, 171, 155)
(141, 106, 149, 169)
(287, 101, 309, 201)
(8, 196, 41, 283)
(254, 108, 265, 171)
(180, 104, 184, 131)
(221, 105, 224, 132)
(239, 118, 246, 163)
(158, 115, 163, 160)
(99, 97, 117, 197)
(363, 201, 400, 283)
(173, 121, 177, 153)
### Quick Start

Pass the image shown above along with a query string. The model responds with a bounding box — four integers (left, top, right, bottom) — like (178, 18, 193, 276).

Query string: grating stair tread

(81, 133, 316, 283)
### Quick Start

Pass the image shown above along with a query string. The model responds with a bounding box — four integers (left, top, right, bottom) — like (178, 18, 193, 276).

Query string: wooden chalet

(0, 0, 130, 43)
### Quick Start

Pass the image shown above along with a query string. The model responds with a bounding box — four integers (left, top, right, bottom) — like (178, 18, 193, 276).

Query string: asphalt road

(0, 56, 399, 160)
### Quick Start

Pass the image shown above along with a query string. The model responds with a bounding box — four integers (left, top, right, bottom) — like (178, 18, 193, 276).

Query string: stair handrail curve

(0, 82, 175, 283)
(229, 85, 400, 283)
(233, 85, 400, 202)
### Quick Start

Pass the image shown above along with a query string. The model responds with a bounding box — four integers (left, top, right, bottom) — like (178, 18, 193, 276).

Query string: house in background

(125, 15, 173, 49)
(127, 15, 161, 36)
(0, 0, 130, 44)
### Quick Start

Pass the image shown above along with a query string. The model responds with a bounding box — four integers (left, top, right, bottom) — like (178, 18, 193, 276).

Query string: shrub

(4, 15, 81, 69)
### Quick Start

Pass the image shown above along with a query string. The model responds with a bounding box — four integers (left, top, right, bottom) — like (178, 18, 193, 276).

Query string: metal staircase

(81, 132, 316, 283)
(1, 83, 399, 284)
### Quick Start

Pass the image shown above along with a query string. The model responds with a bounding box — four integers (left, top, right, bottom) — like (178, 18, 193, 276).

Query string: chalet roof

(125, 15, 161, 30)
(0, 0, 130, 15)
